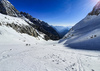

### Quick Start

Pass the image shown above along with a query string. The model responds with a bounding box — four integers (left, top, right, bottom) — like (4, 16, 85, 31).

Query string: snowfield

(0, 25, 100, 71)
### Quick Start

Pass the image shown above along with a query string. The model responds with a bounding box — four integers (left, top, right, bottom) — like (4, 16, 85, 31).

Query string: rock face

(5, 23, 39, 37)
(20, 12, 60, 40)
(88, 1, 100, 15)
(0, 0, 21, 17)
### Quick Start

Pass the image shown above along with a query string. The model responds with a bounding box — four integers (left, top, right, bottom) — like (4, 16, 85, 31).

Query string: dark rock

(0, 0, 22, 17)
(6, 23, 39, 37)
(88, 1, 100, 15)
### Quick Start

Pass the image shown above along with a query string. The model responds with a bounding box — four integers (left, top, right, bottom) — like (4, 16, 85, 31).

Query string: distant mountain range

(51, 26, 71, 38)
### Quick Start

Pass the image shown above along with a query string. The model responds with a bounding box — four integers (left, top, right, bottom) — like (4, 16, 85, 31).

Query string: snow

(60, 13, 100, 50)
(0, 11, 100, 71)
(0, 25, 100, 71)
(0, 13, 29, 25)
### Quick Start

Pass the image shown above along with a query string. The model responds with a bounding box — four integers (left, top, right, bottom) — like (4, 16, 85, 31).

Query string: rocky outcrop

(5, 23, 39, 37)
(0, 0, 21, 17)
(88, 1, 100, 15)
(20, 12, 60, 40)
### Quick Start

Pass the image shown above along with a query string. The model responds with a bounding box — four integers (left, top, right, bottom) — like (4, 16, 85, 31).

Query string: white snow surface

(0, 22, 100, 71)
(0, 13, 30, 25)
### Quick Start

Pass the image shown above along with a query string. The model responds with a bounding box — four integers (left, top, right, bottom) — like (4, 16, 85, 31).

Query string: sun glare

(91, 0, 100, 3)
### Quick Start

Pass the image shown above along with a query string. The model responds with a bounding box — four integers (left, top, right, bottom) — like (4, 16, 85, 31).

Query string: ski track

(0, 39, 100, 71)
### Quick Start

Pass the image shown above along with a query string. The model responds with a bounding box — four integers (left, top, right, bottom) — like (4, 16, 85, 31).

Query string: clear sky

(9, 0, 99, 26)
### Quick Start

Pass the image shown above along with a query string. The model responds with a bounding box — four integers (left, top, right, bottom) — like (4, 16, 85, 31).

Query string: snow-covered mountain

(60, 1, 100, 50)
(0, 0, 100, 71)
(1, 19, 100, 71)
(0, 12, 40, 37)
(0, 0, 60, 40)
(20, 12, 60, 40)
(0, 13, 100, 71)
(0, 12, 100, 71)
(51, 26, 71, 38)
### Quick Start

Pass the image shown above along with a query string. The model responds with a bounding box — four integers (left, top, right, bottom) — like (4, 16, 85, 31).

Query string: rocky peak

(0, 0, 22, 17)
(89, 1, 100, 15)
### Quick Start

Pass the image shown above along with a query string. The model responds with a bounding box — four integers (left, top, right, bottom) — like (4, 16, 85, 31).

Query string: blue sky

(9, 0, 99, 26)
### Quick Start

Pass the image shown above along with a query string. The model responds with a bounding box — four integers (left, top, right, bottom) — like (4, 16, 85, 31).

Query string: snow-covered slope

(0, 0, 100, 71)
(0, 0, 61, 40)
(0, 24, 100, 71)
(61, 1, 100, 50)
(0, 13, 28, 25)
(0, 12, 40, 38)
(0, 12, 100, 71)
(51, 26, 71, 38)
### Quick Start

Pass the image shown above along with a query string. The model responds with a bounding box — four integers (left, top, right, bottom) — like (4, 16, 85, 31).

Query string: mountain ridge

(60, 1, 100, 50)
(0, 0, 61, 40)
(88, 1, 100, 15)
(0, 0, 22, 17)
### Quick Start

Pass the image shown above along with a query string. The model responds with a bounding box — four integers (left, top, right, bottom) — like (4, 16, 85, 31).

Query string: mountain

(20, 12, 60, 40)
(0, 12, 39, 37)
(0, 0, 100, 71)
(0, 0, 21, 17)
(51, 26, 71, 38)
(60, 1, 100, 50)
(0, 0, 60, 40)
(88, 1, 100, 15)
(0, 13, 100, 71)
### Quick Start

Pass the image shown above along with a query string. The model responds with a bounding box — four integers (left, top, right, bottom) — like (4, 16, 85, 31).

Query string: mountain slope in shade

(60, 1, 100, 50)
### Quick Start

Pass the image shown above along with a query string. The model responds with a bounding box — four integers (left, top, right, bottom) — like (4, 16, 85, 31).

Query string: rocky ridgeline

(0, 0, 21, 17)
(88, 1, 100, 15)
(0, 23, 39, 37)
(0, 0, 60, 40)
(20, 12, 60, 40)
